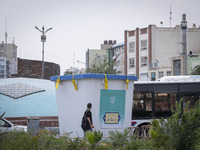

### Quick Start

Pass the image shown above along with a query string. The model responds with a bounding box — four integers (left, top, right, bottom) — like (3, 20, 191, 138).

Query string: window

(141, 40, 147, 50)
(129, 42, 135, 52)
(167, 71, 171, 76)
(159, 72, 164, 78)
(155, 93, 169, 112)
(141, 56, 147, 67)
(151, 72, 156, 81)
(129, 58, 135, 68)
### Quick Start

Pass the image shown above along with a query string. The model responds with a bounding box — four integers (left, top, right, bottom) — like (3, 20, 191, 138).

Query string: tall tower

(5, 17, 8, 44)
(169, 5, 172, 27)
(181, 14, 187, 75)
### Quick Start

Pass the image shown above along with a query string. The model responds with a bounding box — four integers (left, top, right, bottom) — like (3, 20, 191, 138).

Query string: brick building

(17, 58, 60, 80)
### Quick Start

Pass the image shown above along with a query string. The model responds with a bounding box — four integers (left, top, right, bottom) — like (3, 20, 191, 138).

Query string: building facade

(125, 25, 200, 81)
(101, 40, 116, 50)
(17, 58, 60, 80)
(0, 57, 8, 78)
(86, 49, 107, 70)
(86, 40, 117, 70)
(111, 42, 124, 74)
(0, 41, 17, 78)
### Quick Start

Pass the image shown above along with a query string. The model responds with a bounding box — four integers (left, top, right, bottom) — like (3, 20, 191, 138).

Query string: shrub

(108, 128, 129, 149)
(150, 100, 200, 150)
(85, 130, 103, 150)
(0, 131, 39, 150)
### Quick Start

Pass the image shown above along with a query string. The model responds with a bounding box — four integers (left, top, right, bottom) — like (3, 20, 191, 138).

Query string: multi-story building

(111, 42, 124, 74)
(0, 57, 8, 78)
(86, 49, 107, 70)
(101, 40, 116, 50)
(86, 40, 116, 70)
(125, 24, 200, 81)
(0, 41, 17, 78)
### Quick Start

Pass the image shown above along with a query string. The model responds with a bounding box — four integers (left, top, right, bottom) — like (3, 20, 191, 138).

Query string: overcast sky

(0, 0, 200, 74)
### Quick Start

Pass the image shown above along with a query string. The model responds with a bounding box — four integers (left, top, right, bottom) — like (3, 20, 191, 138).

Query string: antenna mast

(5, 17, 8, 44)
(169, 5, 172, 27)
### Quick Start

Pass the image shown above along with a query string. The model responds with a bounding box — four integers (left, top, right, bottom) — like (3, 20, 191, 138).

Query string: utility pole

(181, 14, 187, 75)
(35, 26, 52, 79)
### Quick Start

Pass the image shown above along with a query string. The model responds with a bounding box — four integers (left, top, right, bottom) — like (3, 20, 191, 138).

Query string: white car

(0, 117, 27, 132)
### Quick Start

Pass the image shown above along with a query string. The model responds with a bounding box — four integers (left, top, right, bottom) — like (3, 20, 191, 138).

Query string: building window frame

(151, 72, 156, 81)
(159, 71, 164, 78)
(129, 57, 135, 68)
(141, 40, 147, 50)
(167, 71, 171, 76)
(141, 56, 147, 67)
(129, 42, 135, 52)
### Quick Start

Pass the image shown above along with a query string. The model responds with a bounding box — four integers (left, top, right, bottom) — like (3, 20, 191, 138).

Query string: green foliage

(125, 138, 155, 150)
(0, 131, 39, 150)
(85, 130, 103, 150)
(150, 100, 200, 150)
(0, 130, 82, 150)
(191, 65, 200, 75)
(63, 70, 73, 75)
(108, 128, 129, 148)
(150, 119, 169, 149)
(86, 58, 119, 74)
(0, 128, 156, 150)
(67, 137, 82, 150)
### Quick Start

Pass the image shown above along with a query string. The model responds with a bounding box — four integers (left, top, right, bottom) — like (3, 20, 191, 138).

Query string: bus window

(155, 93, 169, 111)
(133, 93, 143, 99)
(146, 100, 152, 111)
(154, 93, 172, 118)
(133, 100, 144, 111)
(132, 92, 153, 119)
(182, 95, 195, 110)
(170, 93, 177, 110)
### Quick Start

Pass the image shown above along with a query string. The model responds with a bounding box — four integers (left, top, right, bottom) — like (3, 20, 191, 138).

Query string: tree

(63, 70, 73, 75)
(150, 100, 200, 150)
(86, 58, 120, 74)
(191, 65, 200, 75)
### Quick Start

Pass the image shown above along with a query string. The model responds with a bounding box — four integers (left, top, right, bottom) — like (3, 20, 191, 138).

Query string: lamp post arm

(45, 28, 53, 34)
(35, 26, 42, 33)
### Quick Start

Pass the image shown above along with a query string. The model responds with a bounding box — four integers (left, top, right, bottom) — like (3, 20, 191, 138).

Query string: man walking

(82, 103, 94, 135)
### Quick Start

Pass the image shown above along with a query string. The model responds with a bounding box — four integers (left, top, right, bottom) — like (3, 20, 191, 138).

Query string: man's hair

(87, 103, 92, 108)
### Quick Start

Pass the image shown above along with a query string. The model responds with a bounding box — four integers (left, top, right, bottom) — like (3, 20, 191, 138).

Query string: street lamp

(77, 60, 85, 65)
(35, 26, 52, 79)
